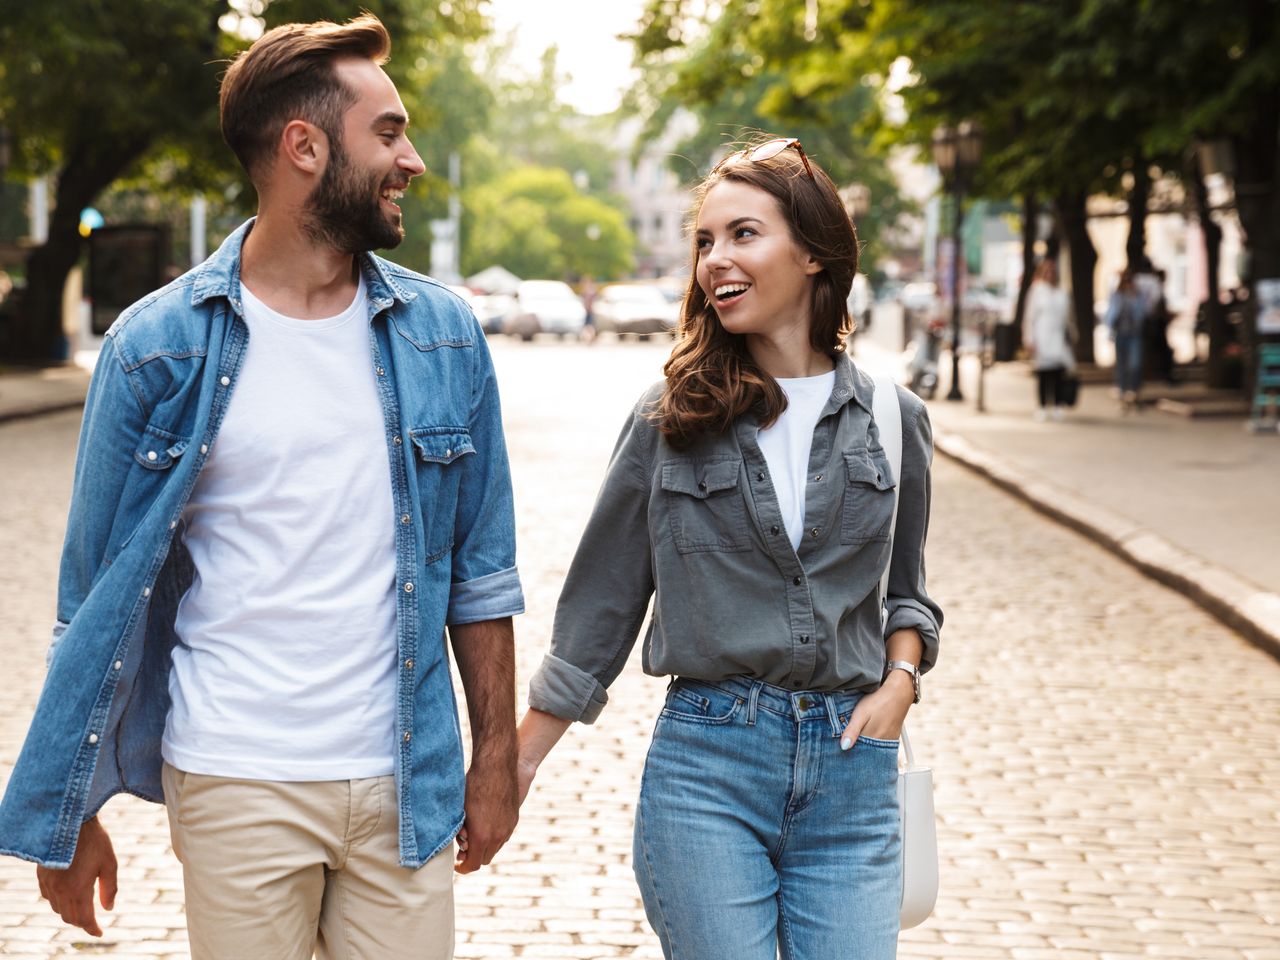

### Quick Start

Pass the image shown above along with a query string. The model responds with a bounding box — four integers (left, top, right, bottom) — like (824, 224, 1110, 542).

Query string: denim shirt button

(200, 444, 209, 454)
(400, 514, 411, 525)
(220, 376, 230, 386)
(146, 450, 158, 461)
(142, 587, 151, 597)
(404, 582, 414, 593)
(169, 520, 177, 530)
(88, 734, 99, 745)
(376, 366, 385, 376)
(403, 731, 412, 743)
(113, 660, 123, 670)
(404, 658, 414, 671)
(393, 435, 403, 445)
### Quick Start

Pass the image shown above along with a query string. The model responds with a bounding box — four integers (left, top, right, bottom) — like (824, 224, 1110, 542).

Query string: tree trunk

(1012, 191, 1037, 332)
(1055, 191, 1096, 364)
(3, 133, 150, 362)
(1126, 151, 1149, 270)
(1188, 149, 1227, 387)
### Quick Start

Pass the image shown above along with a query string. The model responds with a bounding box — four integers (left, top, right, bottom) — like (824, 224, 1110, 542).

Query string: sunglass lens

(748, 139, 792, 163)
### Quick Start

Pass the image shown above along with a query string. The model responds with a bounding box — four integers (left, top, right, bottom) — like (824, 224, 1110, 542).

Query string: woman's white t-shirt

(163, 277, 399, 781)
(757, 370, 836, 551)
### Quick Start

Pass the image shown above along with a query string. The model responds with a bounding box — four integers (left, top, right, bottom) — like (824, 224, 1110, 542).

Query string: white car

(504, 280, 587, 340)
(593, 283, 681, 337)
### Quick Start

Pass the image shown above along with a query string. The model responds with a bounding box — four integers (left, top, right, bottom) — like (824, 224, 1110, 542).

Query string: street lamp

(932, 121, 983, 401)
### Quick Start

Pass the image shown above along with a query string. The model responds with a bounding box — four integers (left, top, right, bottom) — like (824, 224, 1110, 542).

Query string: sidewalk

(854, 324, 1280, 661)
(5, 339, 1279, 663)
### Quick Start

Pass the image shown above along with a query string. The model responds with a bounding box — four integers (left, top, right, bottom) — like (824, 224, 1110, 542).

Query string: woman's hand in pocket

(839, 671, 915, 750)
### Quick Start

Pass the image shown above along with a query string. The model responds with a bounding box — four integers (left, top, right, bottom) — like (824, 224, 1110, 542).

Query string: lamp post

(932, 121, 983, 401)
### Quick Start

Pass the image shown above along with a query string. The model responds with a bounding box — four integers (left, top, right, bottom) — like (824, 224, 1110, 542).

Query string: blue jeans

(1115, 333, 1144, 394)
(634, 677, 901, 960)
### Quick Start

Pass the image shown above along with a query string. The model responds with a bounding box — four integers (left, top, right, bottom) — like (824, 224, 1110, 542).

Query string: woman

(1106, 268, 1147, 409)
(517, 137, 943, 959)
(1024, 259, 1075, 420)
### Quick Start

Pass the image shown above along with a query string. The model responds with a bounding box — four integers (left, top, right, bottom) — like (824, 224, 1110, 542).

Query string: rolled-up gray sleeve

(527, 401, 656, 723)
(884, 397, 943, 673)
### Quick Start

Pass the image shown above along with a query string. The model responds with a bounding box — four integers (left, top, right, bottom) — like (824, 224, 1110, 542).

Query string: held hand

(839, 672, 915, 752)
(516, 753, 539, 806)
(36, 817, 118, 937)
(454, 755, 518, 875)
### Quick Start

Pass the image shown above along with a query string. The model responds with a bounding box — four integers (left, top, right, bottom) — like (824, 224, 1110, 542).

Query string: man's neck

(240, 211, 361, 320)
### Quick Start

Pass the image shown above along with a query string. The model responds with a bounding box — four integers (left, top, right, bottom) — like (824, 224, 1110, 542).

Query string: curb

(934, 429, 1280, 663)
(0, 399, 86, 425)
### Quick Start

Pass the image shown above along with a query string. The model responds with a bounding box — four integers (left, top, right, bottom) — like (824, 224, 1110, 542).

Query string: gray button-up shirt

(528, 353, 942, 723)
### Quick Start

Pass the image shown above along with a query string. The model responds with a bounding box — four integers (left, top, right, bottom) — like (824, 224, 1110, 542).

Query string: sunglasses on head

(713, 137, 815, 180)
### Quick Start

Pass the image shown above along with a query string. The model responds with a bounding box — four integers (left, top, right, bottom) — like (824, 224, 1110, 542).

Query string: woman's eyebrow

(696, 217, 765, 236)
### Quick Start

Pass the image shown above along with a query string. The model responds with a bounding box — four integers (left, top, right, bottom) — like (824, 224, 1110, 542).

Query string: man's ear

(280, 120, 327, 175)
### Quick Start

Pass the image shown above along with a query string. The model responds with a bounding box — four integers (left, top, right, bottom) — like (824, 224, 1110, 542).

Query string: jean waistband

(672, 675, 864, 732)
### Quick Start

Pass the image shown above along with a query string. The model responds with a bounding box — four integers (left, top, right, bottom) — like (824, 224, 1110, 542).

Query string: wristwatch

(884, 660, 921, 704)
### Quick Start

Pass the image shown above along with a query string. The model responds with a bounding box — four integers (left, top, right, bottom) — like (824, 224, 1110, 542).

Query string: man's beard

(304, 142, 405, 254)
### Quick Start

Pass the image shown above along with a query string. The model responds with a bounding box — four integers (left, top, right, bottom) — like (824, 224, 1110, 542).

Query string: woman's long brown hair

(655, 137, 859, 448)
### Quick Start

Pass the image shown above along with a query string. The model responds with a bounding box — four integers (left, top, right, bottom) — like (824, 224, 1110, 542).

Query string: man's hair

(219, 14, 391, 181)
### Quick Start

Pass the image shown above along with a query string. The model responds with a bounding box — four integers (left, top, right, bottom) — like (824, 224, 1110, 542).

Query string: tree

(462, 167, 634, 280)
(0, 0, 489, 362)
(625, 0, 909, 278)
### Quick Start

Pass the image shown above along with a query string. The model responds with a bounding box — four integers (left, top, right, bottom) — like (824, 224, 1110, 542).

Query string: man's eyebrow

(373, 111, 408, 129)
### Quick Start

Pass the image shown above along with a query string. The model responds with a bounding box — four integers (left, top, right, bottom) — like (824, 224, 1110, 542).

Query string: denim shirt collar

(830, 351, 875, 417)
(188, 217, 418, 314)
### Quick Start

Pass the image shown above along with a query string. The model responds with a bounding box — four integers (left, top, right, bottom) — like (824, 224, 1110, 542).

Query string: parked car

(504, 280, 587, 340)
(593, 283, 681, 338)
(471, 293, 517, 335)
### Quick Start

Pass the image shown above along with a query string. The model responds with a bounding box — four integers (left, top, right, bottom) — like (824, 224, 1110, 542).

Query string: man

(0, 15, 523, 959)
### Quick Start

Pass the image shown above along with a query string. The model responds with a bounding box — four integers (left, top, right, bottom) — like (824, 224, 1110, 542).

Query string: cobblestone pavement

(1, 339, 1277, 959)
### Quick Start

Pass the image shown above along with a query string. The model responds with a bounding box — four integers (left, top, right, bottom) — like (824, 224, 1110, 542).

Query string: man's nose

(400, 143, 426, 178)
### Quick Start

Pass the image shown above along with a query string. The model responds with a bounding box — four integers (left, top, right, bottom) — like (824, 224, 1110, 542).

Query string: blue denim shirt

(0, 220, 524, 869)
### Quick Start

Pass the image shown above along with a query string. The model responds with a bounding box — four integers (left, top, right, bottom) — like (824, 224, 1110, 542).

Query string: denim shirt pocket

(660, 456, 752, 554)
(134, 425, 191, 470)
(839, 447, 896, 545)
(409, 427, 475, 563)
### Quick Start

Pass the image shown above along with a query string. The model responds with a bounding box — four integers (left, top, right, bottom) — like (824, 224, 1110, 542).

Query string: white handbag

(871, 374, 940, 930)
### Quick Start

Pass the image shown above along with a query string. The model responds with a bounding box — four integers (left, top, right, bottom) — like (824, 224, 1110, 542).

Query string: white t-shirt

(758, 370, 836, 551)
(163, 277, 399, 781)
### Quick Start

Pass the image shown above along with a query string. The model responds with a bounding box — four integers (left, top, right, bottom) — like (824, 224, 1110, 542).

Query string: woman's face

(694, 180, 821, 341)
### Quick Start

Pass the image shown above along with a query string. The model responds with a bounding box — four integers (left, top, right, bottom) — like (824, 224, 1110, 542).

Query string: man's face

(303, 58, 426, 254)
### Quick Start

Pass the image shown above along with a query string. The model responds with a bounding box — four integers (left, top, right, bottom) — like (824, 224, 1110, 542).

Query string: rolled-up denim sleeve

(884, 394, 944, 673)
(446, 328, 525, 625)
(528, 401, 656, 723)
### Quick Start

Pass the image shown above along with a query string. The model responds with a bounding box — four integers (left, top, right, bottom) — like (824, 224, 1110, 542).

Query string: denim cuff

(447, 565, 525, 625)
(884, 598, 940, 673)
(527, 654, 609, 724)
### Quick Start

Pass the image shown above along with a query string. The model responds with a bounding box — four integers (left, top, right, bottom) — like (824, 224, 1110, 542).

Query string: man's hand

(36, 817, 117, 937)
(455, 753, 518, 874)
(448, 617, 518, 874)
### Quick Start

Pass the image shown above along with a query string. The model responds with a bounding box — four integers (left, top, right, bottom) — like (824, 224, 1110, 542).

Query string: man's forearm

(448, 617, 517, 761)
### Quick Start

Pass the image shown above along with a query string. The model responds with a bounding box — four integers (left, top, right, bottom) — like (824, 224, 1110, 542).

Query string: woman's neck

(746, 333, 835, 379)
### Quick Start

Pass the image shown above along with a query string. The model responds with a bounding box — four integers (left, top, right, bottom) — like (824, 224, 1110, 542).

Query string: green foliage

(463, 166, 634, 280)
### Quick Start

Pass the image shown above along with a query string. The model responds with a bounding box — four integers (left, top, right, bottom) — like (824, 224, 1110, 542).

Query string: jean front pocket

(660, 457, 751, 555)
(839, 448, 896, 545)
(660, 680, 743, 725)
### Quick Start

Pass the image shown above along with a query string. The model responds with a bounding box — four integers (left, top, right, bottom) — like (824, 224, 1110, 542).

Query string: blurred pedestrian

(516, 136, 943, 960)
(580, 275, 598, 343)
(1023, 258, 1075, 421)
(3, 15, 524, 959)
(1146, 268, 1176, 383)
(1105, 268, 1147, 409)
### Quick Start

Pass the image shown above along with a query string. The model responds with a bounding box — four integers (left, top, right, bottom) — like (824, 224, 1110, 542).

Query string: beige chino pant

(162, 763, 454, 960)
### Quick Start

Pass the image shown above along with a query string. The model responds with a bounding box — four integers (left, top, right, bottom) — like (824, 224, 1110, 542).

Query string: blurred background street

(2, 339, 1279, 959)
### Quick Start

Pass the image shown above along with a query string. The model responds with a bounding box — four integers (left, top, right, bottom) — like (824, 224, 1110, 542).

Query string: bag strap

(870, 373, 916, 768)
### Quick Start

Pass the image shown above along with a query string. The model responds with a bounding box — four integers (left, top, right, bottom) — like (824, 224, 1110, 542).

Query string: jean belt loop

(824, 693, 841, 738)
(746, 681, 761, 726)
